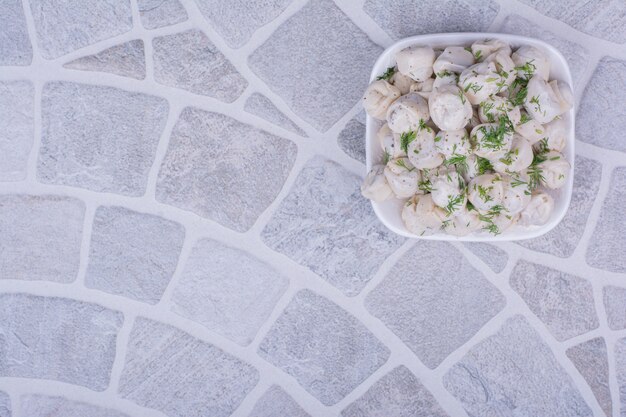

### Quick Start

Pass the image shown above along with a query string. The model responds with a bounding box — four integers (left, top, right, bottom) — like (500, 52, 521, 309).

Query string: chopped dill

(376, 66, 396, 81)
(400, 130, 417, 154)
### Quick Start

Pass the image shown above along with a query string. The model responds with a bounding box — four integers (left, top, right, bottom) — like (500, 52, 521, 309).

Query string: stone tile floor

(0, 0, 625, 416)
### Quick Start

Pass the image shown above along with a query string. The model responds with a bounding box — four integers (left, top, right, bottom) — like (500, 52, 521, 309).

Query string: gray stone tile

(28, 0, 132, 59)
(248, 386, 309, 417)
(193, 0, 293, 48)
(0, 392, 9, 417)
(0, 0, 32, 65)
(244, 93, 307, 137)
(462, 242, 508, 273)
(616, 337, 626, 415)
(153, 30, 247, 102)
(138, 0, 188, 29)
(0, 81, 33, 181)
(364, 0, 498, 40)
(499, 15, 589, 88)
(566, 338, 612, 417)
(172, 239, 288, 346)
(444, 315, 592, 417)
(578, 58, 626, 153)
(341, 366, 447, 417)
(0, 294, 122, 391)
(0, 195, 84, 282)
(510, 261, 598, 341)
(603, 286, 626, 330)
(156, 107, 296, 232)
(517, 156, 601, 257)
(64, 40, 146, 80)
(261, 156, 404, 296)
(587, 167, 626, 273)
(366, 241, 505, 368)
(337, 113, 366, 163)
(38, 82, 168, 196)
(258, 290, 389, 405)
(85, 206, 185, 304)
(249, 0, 382, 132)
(517, 0, 626, 43)
(119, 318, 258, 417)
(20, 395, 128, 417)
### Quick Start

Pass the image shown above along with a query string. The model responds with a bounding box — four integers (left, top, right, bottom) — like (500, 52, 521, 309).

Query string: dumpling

(431, 168, 467, 216)
(468, 173, 504, 211)
(468, 106, 481, 129)
(459, 60, 499, 104)
(515, 110, 546, 145)
(443, 206, 482, 236)
(432, 72, 459, 90)
(543, 117, 567, 151)
(384, 157, 420, 198)
(378, 124, 404, 159)
(428, 84, 472, 130)
(524, 75, 573, 123)
(512, 45, 550, 80)
(396, 46, 436, 82)
(470, 123, 514, 160)
(537, 151, 570, 189)
(386, 92, 430, 133)
(361, 165, 393, 202)
(433, 46, 475, 74)
(478, 95, 521, 125)
(390, 70, 416, 94)
(471, 39, 512, 61)
(435, 129, 472, 159)
(402, 194, 445, 235)
(500, 174, 532, 214)
(519, 192, 554, 226)
(491, 134, 534, 173)
(484, 50, 516, 91)
(362, 80, 401, 120)
(406, 126, 444, 169)
(461, 154, 481, 183)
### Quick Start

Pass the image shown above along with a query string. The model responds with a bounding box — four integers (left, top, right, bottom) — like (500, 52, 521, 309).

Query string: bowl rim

(365, 32, 575, 242)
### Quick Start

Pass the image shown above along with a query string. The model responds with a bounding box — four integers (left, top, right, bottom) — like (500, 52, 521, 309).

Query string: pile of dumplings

(361, 39, 573, 237)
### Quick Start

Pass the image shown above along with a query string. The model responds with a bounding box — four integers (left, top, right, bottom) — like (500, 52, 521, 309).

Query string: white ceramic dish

(365, 33, 575, 241)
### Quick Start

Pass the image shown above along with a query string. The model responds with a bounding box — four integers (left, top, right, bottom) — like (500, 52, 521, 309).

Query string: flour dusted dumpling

(361, 165, 393, 202)
(432, 72, 459, 90)
(396, 46, 435, 82)
(384, 157, 420, 198)
(515, 110, 546, 145)
(410, 78, 435, 100)
(443, 207, 482, 236)
(524, 75, 573, 123)
(543, 117, 567, 151)
(433, 46, 475, 74)
(435, 129, 471, 159)
(386, 92, 430, 133)
(470, 123, 514, 160)
(519, 192, 554, 226)
(468, 173, 504, 211)
(362, 80, 401, 120)
(500, 174, 532, 214)
(512, 45, 550, 80)
(478, 95, 521, 125)
(471, 39, 511, 61)
(378, 124, 404, 159)
(459, 60, 499, 104)
(537, 151, 569, 189)
(489, 212, 519, 233)
(390, 70, 415, 94)
(484, 50, 516, 90)
(402, 194, 445, 235)
(407, 126, 444, 169)
(431, 168, 467, 216)
(492, 134, 534, 173)
(429, 84, 472, 130)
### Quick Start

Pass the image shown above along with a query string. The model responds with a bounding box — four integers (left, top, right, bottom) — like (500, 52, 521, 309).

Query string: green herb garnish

(400, 130, 417, 154)
(377, 66, 396, 81)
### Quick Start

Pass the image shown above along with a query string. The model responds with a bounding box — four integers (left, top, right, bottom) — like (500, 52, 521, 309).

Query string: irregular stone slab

(0, 0, 32, 65)
(0, 294, 122, 391)
(261, 156, 404, 296)
(64, 40, 146, 80)
(138, 0, 188, 29)
(341, 366, 447, 417)
(258, 290, 389, 405)
(0, 195, 84, 282)
(499, 15, 589, 87)
(337, 113, 366, 163)
(444, 315, 592, 417)
(193, 0, 292, 48)
(153, 30, 247, 102)
(364, 0, 498, 39)
(0, 81, 33, 181)
(244, 93, 307, 137)
(578, 58, 626, 153)
(518, 156, 601, 257)
(510, 261, 598, 341)
(249, 0, 382, 131)
(0, 392, 9, 417)
(462, 242, 508, 273)
(28, 0, 132, 59)
(587, 167, 626, 272)
(86, 206, 185, 304)
(615, 337, 626, 415)
(517, 0, 626, 43)
(366, 241, 505, 368)
(566, 338, 612, 417)
(20, 395, 128, 417)
(38, 82, 168, 196)
(119, 318, 258, 417)
(603, 286, 626, 330)
(156, 107, 296, 232)
(248, 386, 309, 417)
(172, 239, 288, 345)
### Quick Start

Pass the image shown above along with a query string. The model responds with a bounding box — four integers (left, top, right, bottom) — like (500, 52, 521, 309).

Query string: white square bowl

(365, 32, 575, 242)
